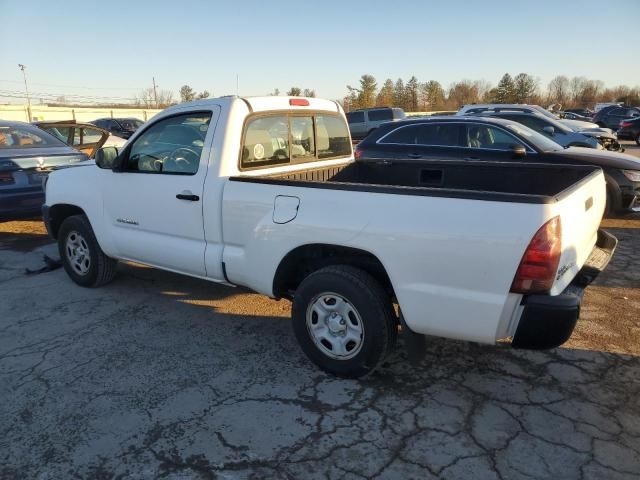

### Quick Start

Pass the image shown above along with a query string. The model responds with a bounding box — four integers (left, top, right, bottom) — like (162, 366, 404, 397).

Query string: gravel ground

(0, 143, 639, 479)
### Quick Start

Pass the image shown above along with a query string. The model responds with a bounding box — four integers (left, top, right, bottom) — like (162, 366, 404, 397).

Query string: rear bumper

(512, 229, 617, 349)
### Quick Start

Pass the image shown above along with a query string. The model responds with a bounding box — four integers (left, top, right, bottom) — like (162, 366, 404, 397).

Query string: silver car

(346, 107, 406, 140)
(474, 111, 603, 149)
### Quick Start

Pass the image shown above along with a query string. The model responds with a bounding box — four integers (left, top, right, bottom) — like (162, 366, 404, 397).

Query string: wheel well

(48, 204, 86, 239)
(273, 244, 394, 300)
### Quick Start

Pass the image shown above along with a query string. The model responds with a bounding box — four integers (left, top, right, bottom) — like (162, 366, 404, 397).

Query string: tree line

(343, 73, 640, 112)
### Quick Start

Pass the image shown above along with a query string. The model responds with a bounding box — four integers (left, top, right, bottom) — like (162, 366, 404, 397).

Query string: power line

(0, 79, 144, 91)
(0, 89, 137, 102)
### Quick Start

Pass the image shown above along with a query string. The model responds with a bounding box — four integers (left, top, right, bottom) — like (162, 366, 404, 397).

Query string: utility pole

(236, 74, 239, 96)
(152, 77, 159, 108)
(18, 64, 32, 121)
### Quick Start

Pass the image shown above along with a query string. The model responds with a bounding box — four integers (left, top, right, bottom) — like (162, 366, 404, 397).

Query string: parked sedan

(564, 108, 594, 119)
(34, 121, 126, 158)
(474, 111, 622, 151)
(457, 104, 600, 131)
(0, 121, 88, 219)
(560, 111, 593, 122)
(617, 116, 640, 145)
(474, 111, 600, 149)
(355, 116, 640, 215)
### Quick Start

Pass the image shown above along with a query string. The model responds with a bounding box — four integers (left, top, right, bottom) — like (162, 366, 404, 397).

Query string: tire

(58, 214, 117, 287)
(291, 265, 397, 378)
(636, 132, 640, 146)
(604, 189, 613, 217)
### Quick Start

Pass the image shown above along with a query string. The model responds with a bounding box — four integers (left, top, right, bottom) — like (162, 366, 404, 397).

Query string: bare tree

(137, 87, 174, 108)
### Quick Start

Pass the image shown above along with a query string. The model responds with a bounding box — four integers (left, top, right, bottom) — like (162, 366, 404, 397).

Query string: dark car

(617, 116, 640, 145)
(564, 108, 594, 119)
(593, 105, 640, 130)
(0, 121, 88, 219)
(561, 111, 593, 122)
(355, 116, 640, 215)
(91, 117, 144, 139)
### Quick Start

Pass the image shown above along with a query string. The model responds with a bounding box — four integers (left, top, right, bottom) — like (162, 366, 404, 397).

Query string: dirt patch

(0, 220, 52, 252)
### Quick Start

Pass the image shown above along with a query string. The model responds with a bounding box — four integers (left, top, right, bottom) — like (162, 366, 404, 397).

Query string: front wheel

(58, 215, 118, 287)
(291, 265, 397, 378)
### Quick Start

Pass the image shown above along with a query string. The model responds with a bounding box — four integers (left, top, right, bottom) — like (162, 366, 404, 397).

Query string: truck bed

(231, 160, 602, 204)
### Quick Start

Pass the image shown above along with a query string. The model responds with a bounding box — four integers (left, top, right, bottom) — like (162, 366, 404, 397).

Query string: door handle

(408, 153, 423, 159)
(176, 193, 200, 201)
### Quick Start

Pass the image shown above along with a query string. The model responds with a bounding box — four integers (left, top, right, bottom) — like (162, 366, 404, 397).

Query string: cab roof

(163, 96, 342, 114)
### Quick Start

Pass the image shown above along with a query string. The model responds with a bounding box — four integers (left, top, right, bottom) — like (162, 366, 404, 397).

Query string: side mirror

(95, 147, 119, 169)
(510, 144, 527, 158)
(543, 126, 555, 136)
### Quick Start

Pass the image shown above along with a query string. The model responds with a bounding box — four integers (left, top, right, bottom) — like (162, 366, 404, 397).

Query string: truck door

(101, 108, 220, 277)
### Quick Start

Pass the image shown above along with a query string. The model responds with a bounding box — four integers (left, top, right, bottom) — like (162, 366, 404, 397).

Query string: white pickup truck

(43, 96, 617, 377)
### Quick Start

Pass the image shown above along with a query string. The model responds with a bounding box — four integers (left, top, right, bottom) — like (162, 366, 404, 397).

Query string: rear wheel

(58, 215, 118, 287)
(291, 265, 397, 378)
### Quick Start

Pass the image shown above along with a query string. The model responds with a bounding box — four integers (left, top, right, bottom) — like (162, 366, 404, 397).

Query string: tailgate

(550, 169, 606, 295)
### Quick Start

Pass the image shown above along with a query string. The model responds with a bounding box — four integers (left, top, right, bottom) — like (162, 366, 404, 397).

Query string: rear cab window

(241, 112, 352, 170)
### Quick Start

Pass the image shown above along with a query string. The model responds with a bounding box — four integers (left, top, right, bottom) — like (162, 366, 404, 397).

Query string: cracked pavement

(1, 213, 639, 477)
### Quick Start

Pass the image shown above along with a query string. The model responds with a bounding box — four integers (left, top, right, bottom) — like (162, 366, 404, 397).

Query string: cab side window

(125, 113, 211, 175)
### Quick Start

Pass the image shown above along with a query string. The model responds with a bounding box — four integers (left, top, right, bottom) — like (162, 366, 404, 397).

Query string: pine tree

(376, 79, 395, 107)
(513, 73, 537, 103)
(406, 76, 419, 111)
(393, 78, 406, 109)
(494, 73, 515, 103)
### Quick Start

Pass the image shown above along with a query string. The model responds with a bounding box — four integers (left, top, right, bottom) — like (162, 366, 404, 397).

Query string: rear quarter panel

(223, 181, 551, 344)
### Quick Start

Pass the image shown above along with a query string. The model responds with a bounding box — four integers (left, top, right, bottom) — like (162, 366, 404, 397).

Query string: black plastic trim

(512, 229, 617, 350)
(232, 174, 555, 205)
(41, 205, 52, 237)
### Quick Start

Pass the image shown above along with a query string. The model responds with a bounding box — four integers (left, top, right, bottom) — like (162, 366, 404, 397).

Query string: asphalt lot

(1, 141, 639, 479)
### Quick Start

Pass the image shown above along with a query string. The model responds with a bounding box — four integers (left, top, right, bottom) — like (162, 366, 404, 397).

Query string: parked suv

(354, 116, 640, 215)
(91, 117, 144, 139)
(593, 105, 640, 130)
(346, 107, 405, 140)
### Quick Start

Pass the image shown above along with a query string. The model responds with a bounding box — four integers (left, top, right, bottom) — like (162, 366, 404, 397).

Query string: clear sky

(1, 0, 638, 104)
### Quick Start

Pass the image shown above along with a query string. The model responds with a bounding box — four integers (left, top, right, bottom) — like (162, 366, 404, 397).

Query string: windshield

(504, 123, 564, 152)
(117, 119, 143, 130)
(0, 124, 67, 149)
(530, 105, 560, 120)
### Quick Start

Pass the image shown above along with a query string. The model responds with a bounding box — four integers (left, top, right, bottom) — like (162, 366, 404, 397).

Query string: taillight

(0, 171, 14, 184)
(620, 121, 632, 128)
(354, 148, 362, 160)
(510, 216, 561, 294)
